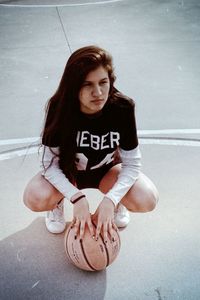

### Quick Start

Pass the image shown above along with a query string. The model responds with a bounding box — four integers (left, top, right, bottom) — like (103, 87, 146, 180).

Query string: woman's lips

(91, 99, 104, 104)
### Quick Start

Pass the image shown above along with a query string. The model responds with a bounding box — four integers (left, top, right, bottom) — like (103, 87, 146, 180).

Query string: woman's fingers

(95, 221, 102, 241)
(109, 221, 120, 242)
(87, 218, 95, 238)
(71, 218, 76, 228)
(72, 216, 95, 240)
(95, 221, 111, 243)
(103, 222, 108, 243)
(73, 219, 86, 239)
(72, 216, 117, 242)
(73, 219, 80, 239)
(79, 220, 86, 240)
(112, 221, 119, 232)
(108, 221, 115, 241)
(72, 197, 92, 239)
(75, 218, 118, 243)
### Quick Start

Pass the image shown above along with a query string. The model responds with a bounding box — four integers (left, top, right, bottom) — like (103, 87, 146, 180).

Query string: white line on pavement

(0, 137, 39, 146)
(0, 129, 199, 146)
(0, 137, 200, 161)
(0, 0, 124, 8)
(139, 129, 200, 135)
(140, 138, 200, 147)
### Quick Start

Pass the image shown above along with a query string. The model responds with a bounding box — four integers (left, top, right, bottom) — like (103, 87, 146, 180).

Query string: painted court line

(140, 138, 200, 147)
(139, 129, 200, 135)
(0, 136, 200, 161)
(0, 129, 199, 146)
(0, 139, 200, 161)
(0, 0, 124, 8)
(0, 137, 39, 146)
(0, 146, 38, 161)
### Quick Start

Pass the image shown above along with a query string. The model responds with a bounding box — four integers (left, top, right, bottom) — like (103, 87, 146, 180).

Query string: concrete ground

(0, 0, 200, 299)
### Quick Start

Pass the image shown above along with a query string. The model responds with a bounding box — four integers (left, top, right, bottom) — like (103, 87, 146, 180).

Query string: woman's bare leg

(99, 164, 159, 212)
(23, 172, 64, 212)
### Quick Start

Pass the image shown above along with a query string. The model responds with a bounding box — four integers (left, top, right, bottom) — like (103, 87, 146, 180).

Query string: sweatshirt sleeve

(105, 145, 142, 206)
(40, 146, 80, 200)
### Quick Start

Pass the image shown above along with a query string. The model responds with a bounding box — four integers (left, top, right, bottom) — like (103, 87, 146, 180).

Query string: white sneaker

(45, 199, 66, 234)
(114, 203, 130, 228)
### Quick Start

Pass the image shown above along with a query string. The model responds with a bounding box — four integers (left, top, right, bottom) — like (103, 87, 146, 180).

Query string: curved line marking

(0, 129, 200, 160)
(140, 139, 200, 147)
(0, 138, 200, 161)
(0, 129, 199, 146)
(0, 0, 124, 8)
(139, 129, 200, 135)
(0, 137, 39, 146)
(80, 239, 96, 271)
(0, 146, 38, 161)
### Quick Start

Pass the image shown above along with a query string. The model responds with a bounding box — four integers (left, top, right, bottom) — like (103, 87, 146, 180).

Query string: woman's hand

(72, 197, 95, 240)
(92, 197, 118, 243)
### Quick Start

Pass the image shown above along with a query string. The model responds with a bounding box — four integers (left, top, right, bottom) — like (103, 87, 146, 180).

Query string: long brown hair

(41, 45, 118, 182)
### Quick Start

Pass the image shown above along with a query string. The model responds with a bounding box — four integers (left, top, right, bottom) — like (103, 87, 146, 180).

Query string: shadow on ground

(0, 218, 107, 300)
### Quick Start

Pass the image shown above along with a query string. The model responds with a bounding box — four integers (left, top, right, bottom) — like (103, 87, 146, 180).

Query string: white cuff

(105, 146, 142, 206)
(40, 146, 80, 200)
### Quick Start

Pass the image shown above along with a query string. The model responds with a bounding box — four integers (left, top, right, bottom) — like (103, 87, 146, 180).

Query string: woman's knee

(134, 174, 159, 212)
(126, 191, 158, 213)
(23, 173, 57, 212)
(23, 182, 46, 212)
(123, 181, 159, 213)
(140, 189, 158, 212)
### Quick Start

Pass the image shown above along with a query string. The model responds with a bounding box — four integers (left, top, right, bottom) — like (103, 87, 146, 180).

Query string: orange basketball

(64, 221, 121, 271)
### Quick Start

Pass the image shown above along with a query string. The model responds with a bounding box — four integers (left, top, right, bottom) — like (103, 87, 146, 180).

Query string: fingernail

(92, 235, 95, 239)
(74, 235, 77, 240)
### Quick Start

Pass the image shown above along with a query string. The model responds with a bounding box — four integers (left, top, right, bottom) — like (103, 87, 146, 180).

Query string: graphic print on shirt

(76, 130, 120, 171)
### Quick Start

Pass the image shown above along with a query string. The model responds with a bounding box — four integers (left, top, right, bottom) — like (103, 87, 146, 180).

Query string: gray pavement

(0, 1, 200, 299)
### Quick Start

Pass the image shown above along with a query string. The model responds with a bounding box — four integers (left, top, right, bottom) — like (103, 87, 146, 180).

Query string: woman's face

(79, 65, 110, 114)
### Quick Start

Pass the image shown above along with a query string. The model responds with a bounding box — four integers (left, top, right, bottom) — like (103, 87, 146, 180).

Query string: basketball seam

(65, 222, 120, 271)
(65, 226, 94, 270)
(64, 226, 75, 266)
(92, 221, 109, 267)
(80, 239, 97, 271)
(65, 225, 95, 271)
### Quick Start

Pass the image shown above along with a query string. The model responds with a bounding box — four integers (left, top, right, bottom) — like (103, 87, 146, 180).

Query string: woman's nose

(92, 85, 102, 97)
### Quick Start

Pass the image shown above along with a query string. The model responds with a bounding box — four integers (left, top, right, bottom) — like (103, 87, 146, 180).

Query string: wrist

(104, 193, 119, 207)
(103, 196, 116, 209)
(70, 192, 86, 204)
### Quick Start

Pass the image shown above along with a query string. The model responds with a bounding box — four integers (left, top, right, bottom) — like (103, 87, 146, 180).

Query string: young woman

(23, 45, 159, 243)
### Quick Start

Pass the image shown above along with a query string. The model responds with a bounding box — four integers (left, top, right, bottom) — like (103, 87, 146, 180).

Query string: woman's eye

(82, 82, 91, 87)
(100, 81, 108, 85)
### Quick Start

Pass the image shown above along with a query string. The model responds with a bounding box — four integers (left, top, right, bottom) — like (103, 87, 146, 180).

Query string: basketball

(64, 221, 121, 271)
